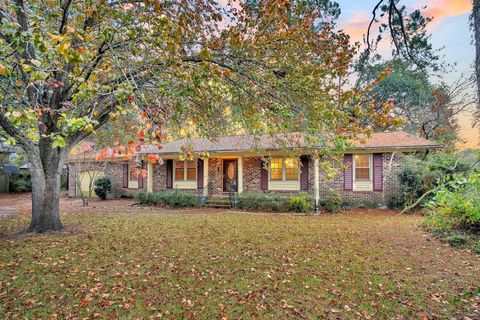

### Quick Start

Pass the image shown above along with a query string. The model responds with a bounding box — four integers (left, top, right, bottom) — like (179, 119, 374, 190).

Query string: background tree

(357, 60, 475, 148)
(474, 0, 480, 125)
(367, 0, 480, 127)
(69, 142, 109, 207)
(0, 0, 392, 232)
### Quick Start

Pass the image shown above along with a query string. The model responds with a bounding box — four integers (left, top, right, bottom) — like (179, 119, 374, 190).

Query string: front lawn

(0, 207, 479, 319)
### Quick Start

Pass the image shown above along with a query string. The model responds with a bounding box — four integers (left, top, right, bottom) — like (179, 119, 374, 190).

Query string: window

(354, 155, 370, 181)
(186, 160, 196, 181)
(175, 161, 185, 180)
(270, 158, 283, 180)
(129, 166, 137, 181)
(285, 158, 299, 180)
(270, 157, 299, 181)
(128, 163, 139, 188)
(175, 160, 197, 181)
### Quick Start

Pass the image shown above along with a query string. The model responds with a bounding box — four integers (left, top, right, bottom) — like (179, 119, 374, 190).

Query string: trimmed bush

(94, 177, 112, 200)
(322, 189, 342, 213)
(288, 195, 313, 213)
(134, 190, 199, 208)
(237, 192, 290, 212)
(237, 192, 313, 212)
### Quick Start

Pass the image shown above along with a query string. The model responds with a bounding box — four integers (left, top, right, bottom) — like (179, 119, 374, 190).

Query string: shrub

(445, 234, 469, 247)
(94, 177, 112, 200)
(134, 190, 199, 208)
(397, 153, 473, 210)
(474, 241, 480, 254)
(237, 192, 314, 212)
(237, 192, 291, 212)
(423, 173, 480, 234)
(288, 195, 313, 213)
(9, 173, 32, 193)
(322, 189, 342, 213)
(387, 195, 403, 209)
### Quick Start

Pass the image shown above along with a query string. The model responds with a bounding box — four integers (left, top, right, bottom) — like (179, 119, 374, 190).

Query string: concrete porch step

(204, 197, 232, 208)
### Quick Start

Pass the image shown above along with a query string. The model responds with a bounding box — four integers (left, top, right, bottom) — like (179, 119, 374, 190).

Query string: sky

(336, 0, 479, 149)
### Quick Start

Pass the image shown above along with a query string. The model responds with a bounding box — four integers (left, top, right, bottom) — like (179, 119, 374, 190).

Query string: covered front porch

(143, 154, 321, 207)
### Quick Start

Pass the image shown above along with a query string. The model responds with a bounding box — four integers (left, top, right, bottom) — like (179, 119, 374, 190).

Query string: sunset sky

(336, 0, 478, 149)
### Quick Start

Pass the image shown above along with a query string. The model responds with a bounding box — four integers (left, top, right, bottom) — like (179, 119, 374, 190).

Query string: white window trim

(128, 163, 139, 189)
(353, 154, 373, 191)
(174, 160, 197, 182)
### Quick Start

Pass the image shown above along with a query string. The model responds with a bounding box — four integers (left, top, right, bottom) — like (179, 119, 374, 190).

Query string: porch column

(203, 158, 209, 196)
(238, 156, 243, 193)
(314, 158, 319, 212)
(147, 161, 153, 193)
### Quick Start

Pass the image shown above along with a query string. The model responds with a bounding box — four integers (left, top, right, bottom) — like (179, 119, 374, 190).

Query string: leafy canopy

(1, 0, 394, 162)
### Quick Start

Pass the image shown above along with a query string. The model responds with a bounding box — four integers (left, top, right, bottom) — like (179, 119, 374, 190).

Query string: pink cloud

(340, 11, 370, 44)
(422, 0, 471, 26)
(340, 0, 472, 42)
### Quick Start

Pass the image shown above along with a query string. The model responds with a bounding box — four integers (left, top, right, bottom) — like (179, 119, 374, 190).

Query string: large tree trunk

(27, 146, 67, 233)
(474, 0, 480, 118)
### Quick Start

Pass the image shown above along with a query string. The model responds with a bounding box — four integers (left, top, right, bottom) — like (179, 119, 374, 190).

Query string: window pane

(270, 158, 283, 180)
(355, 155, 370, 180)
(355, 155, 370, 168)
(128, 163, 137, 181)
(186, 160, 197, 180)
(285, 158, 299, 180)
(355, 168, 370, 180)
(175, 161, 184, 180)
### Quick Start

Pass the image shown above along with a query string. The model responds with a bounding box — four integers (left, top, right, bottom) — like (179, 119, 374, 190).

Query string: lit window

(186, 160, 197, 181)
(285, 158, 299, 180)
(270, 157, 300, 181)
(129, 164, 137, 182)
(270, 158, 283, 180)
(175, 160, 197, 181)
(355, 155, 370, 181)
(128, 163, 139, 189)
(175, 161, 185, 180)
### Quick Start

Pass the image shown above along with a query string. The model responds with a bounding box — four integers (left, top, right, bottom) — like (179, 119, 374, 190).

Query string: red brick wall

(243, 157, 263, 193)
(152, 161, 167, 191)
(69, 153, 403, 205)
(207, 158, 223, 195)
(318, 153, 403, 205)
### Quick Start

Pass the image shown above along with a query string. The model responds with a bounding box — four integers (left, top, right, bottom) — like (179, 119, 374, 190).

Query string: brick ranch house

(68, 131, 441, 207)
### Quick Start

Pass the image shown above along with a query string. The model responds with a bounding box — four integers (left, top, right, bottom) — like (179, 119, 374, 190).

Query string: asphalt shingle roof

(139, 131, 441, 154)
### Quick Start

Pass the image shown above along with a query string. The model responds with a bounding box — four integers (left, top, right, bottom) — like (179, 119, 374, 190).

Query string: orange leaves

(147, 153, 160, 164)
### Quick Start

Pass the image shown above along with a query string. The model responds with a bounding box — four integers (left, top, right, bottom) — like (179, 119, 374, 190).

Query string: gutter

(137, 144, 443, 156)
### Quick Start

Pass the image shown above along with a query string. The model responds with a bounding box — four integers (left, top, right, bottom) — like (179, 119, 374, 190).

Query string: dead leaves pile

(0, 211, 479, 319)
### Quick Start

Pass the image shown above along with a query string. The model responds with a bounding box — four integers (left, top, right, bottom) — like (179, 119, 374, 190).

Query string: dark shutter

(138, 161, 144, 189)
(300, 155, 309, 191)
(260, 159, 268, 191)
(197, 158, 204, 190)
(166, 160, 173, 189)
(373, 153, 383, 191)
(123, 163, 128, 188)
(343, 154, 353, 191)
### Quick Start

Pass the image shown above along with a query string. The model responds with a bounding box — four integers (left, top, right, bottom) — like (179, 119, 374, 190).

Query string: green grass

(0, 211, 479, 319)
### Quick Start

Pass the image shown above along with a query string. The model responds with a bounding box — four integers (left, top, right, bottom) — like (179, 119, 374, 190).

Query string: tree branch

(59, 0, 73, 34)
